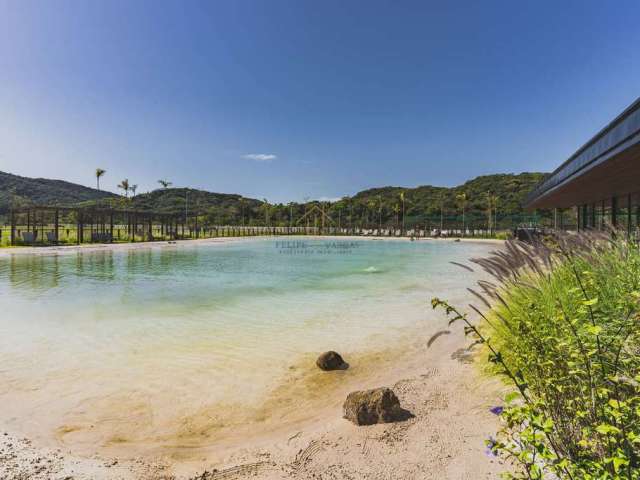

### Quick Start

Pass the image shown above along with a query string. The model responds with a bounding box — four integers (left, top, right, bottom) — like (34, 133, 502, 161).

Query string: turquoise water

(0, 238, 494, 453)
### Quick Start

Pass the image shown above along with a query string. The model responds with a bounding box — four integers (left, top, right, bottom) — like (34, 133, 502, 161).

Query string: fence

(0, 207, 576, 248)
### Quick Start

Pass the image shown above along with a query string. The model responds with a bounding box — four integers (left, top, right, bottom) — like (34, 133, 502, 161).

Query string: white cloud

(316, 196, 341, 203)
(243, 153, 277, 162)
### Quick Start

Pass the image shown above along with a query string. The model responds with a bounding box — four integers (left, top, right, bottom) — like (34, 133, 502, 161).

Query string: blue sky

(1, 0, 640, 202)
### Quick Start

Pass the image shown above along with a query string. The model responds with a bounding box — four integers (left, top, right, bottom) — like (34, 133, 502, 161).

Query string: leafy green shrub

(433, 232, 640, 479)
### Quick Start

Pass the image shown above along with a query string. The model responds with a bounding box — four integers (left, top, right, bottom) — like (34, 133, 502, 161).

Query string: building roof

(525, 97, 640, 209)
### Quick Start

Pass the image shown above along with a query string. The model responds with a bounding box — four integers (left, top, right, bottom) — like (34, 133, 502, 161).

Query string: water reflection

(0, 247, 211, 303)
(5, 255, 61, 291)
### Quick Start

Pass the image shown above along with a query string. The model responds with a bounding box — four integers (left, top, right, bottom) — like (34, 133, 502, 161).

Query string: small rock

(316, 351, 348, 371)
(343, 387, 411, 425)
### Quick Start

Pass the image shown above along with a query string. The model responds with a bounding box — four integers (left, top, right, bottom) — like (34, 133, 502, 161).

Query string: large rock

(343, 387, 410, 425)
(316, 351, 348, 371)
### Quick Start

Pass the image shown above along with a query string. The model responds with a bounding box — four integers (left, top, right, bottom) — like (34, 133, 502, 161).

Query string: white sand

(0, 324, 508, 480)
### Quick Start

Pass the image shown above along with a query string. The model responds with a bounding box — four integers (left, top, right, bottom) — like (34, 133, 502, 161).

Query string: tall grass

(433, 232, 640, 479)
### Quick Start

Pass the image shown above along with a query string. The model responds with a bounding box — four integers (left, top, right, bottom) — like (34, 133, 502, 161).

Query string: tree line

(89, 170, 549, 231)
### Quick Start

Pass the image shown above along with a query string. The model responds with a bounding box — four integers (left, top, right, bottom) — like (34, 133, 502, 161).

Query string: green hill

(110, 188, 263, 225)
(1, 170, 548, 229)
(0, 171, 116, 213)
(348, 172, 547, 225)
(122, 172, 548, 228)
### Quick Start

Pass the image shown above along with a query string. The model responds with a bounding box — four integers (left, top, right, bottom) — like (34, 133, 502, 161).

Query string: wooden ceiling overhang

(525, 98, 640, 210)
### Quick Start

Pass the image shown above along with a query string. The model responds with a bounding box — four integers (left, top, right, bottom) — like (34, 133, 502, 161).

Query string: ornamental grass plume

(433, 229, 640, 479)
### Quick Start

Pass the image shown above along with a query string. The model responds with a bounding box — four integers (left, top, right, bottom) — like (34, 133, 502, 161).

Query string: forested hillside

(0, 171, 115, 213)
(104, 172, 548, 228)
(1, 170, 548, 229)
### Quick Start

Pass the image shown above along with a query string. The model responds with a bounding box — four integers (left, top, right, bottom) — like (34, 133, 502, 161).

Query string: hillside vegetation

(1, 170, 548, 229)
(0, 171, 115, 213)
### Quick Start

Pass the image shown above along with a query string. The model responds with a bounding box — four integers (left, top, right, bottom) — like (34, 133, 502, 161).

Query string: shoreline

(0, 235, 505, 258)
(0, 238, 508, 479)
(0, 322, 508, 480)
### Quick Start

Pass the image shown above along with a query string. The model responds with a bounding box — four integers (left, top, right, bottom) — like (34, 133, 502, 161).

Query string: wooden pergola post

(54, 209, 59, 243)
(77, 211, 82, 244)
(10, 210, 16, 246)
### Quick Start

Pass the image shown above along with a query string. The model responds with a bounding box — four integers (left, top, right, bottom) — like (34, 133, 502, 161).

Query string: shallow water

(0, 238, 494, 456)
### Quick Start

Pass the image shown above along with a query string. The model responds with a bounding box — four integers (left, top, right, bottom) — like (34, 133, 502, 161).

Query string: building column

(577, 206, 581, 232)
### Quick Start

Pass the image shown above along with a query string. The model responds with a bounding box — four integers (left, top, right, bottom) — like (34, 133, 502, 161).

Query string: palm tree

(456, 192, 467, 235)
(340, 197, 351, 231)
(287, 202, 295, 227)
(378, 194, 383, 231)
(117, 179, 130, 198)
(334, 201, 344, 231)
(95, 168, 106, 190)
(400, 191, 407, 234)
(486, 192, 499, 233)
(239, 198, 246, 226)
(439, 194, 445, 232)
(158, 179, 172, 189)
(130, 184, 138, 197)
(262, 198, 270, 227)
(392, 204, 400, 231)
(366, 199, 376, 229)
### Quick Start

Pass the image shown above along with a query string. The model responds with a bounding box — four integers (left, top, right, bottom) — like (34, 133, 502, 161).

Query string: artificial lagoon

(0, 238, 495, 459)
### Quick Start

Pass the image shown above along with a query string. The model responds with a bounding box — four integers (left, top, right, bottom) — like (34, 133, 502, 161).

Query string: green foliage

(1, 169, 550, 229)
(433, 233, 640, 479)
(0, 171, 115, 214)
(351, 172, 548, 228)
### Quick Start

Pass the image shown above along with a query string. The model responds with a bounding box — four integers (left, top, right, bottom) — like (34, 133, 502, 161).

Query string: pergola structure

(525, 97, 640, 233)
(8, 205, 190, 246)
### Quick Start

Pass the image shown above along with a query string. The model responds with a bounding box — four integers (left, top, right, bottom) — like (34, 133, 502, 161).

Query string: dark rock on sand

(343, 387, 412, 425)
(316, 351, 348, 371)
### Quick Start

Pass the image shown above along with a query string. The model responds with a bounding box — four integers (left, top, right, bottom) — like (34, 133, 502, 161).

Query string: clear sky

(1, 0, 640, 203)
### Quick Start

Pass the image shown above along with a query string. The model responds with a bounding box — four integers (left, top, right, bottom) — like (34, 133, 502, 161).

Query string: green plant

(117, 179, 130, 198)
(432, 232, 640, 479)
(95, 168, 106, 190)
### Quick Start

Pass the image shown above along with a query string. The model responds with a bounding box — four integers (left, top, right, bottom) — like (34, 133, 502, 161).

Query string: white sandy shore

(0, 324, 509, 480)
(0, 235, 504, 258)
